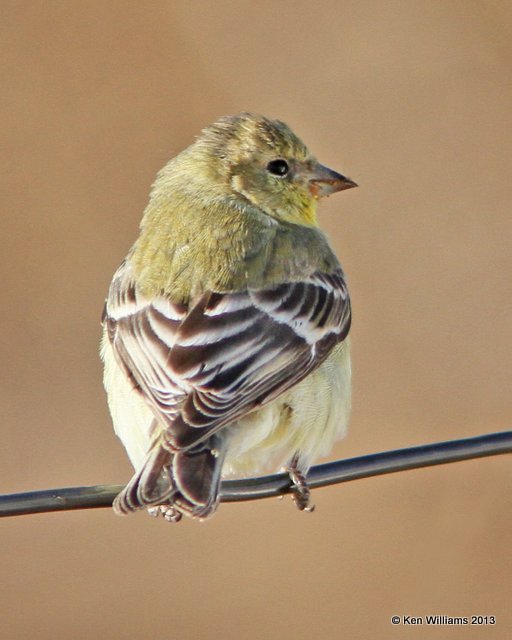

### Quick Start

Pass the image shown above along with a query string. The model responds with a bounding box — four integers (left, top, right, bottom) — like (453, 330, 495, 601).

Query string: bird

(101, 112, 356, 522)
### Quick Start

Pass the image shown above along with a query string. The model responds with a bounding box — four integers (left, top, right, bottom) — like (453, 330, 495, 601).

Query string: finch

(101, 113, 356, 522)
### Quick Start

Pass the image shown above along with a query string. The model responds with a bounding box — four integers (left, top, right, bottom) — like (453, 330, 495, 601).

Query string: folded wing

(104, 261, 351, 452)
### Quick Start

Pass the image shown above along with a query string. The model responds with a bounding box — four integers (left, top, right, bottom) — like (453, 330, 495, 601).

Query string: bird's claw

(285, 458, 315, 513)
(147, 504, 183, 523)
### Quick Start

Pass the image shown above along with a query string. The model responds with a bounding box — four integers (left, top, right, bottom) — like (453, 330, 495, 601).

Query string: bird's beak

(307, 163, 358, 198)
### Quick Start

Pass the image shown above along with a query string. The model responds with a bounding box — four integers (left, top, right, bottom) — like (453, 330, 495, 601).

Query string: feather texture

(104, 260, 351, 455)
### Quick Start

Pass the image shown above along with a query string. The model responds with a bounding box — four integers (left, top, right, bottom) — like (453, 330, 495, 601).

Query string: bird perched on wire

(101, 112, 356, 522)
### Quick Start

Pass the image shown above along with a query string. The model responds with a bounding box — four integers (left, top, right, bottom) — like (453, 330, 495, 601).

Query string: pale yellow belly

(223, 339, 351, 475)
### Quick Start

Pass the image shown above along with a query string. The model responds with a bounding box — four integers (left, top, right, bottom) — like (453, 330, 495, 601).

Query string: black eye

(266, 159, 289, 176)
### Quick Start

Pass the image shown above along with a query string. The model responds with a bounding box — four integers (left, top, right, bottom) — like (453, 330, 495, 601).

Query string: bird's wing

(104, 260, 351, 452)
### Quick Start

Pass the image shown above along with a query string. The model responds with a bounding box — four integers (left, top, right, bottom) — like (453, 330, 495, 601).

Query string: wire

(1, 430, 510, 518)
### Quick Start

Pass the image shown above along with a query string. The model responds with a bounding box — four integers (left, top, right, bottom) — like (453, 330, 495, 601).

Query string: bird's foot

(147, 504, 183, 523)
(285, 457, 315, 513)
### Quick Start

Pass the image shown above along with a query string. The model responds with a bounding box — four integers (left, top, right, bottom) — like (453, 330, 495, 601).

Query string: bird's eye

(266, 159, 289, 177)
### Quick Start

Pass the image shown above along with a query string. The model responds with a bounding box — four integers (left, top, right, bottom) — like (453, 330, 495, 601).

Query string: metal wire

(1, 430, 510, 517)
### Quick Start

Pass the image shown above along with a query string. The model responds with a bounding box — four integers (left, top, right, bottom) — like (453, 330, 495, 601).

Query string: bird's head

(187, 113, 357, 227)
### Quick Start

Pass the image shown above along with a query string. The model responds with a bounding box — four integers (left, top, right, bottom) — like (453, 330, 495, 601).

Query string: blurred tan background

(1, 1, 511, 638)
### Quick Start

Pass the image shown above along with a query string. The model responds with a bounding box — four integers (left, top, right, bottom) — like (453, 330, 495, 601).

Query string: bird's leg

(285, 454, 315, 513)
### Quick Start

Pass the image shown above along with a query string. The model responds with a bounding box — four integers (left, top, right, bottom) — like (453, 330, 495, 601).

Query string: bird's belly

(223, 339, 351, 476)
(101, 331, 156, 470)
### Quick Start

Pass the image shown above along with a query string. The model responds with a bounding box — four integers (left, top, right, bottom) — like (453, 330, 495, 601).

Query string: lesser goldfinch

(101, 113, 356, 522)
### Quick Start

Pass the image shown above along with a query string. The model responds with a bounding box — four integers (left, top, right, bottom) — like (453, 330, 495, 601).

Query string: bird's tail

(113, 433, 226, 520)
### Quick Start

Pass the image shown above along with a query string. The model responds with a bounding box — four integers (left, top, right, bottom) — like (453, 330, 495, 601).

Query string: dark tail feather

(113, 443, 175, 515)
(171, 434, 227, 519)
(113, 433, 227, 520)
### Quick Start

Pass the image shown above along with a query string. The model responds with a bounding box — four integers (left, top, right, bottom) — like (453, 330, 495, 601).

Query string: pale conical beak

(308, 163, 358, 198)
